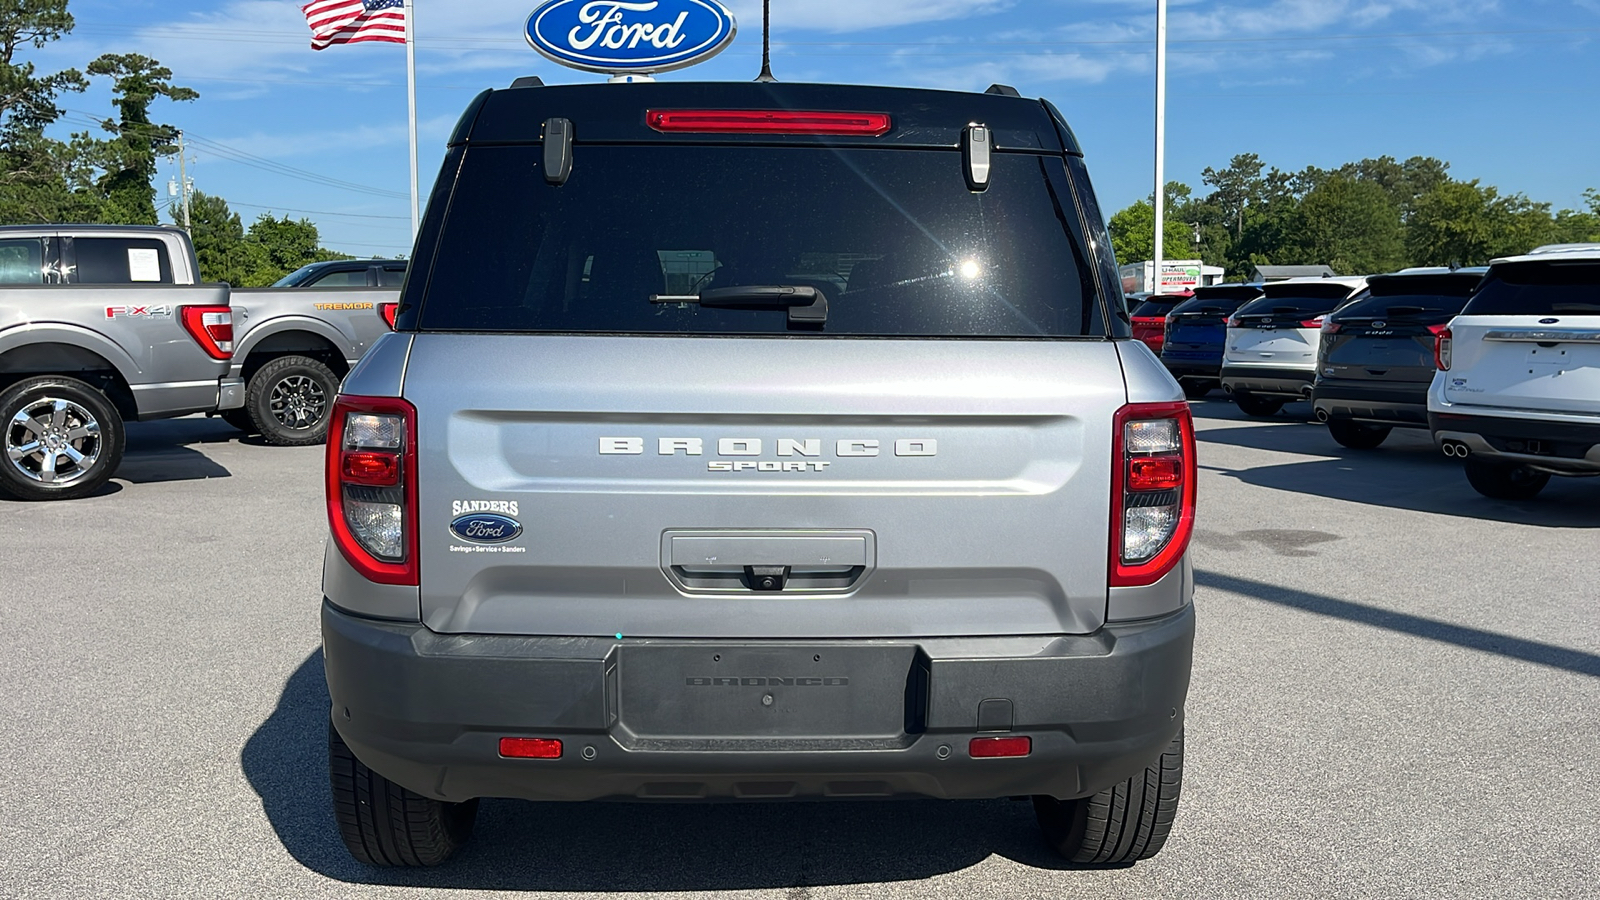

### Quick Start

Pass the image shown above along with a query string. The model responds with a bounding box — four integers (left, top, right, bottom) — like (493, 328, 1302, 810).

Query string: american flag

(302, 0, 406, 50)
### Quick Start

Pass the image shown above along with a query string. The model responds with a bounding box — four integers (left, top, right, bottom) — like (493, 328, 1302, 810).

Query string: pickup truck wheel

(1463, 458, 1551, 500)
(1180, 381, 1212, 400)
(1327, 418, 1391, 449)
(329, 721, 478, 867)
(1233, 392, 1283, 418)
(0, 376, 125, 502)
(247, 355, 338, 446)
(1033, 729, 1183, 865)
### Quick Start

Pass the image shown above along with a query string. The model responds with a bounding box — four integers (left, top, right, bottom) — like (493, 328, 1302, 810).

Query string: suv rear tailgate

(406, 334, 1123, 639)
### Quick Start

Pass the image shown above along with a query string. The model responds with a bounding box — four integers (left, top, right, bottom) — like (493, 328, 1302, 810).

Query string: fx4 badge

(105, 305, 172, 319)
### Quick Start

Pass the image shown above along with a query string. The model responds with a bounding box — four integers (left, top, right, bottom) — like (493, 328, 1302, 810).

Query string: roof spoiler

(510, 76, 546, 89)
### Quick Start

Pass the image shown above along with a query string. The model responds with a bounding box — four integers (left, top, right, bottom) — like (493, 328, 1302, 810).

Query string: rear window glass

(1238, 284, 1354, 317)
(1169, 293, 1256, 316)
(0, 239, 43, 284)
(1337, 276, 1478, 319)
(417, 145, 1100, 337)
(1462, 262, 1600, 316)
(72, 238, 173, 284)
(1131, 297, 1186, 318)
(378, 266, 407, 287)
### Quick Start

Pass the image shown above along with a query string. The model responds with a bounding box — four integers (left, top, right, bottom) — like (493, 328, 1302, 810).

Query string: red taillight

(1426, 323, 1449, 335)
(969, 736, 1032, 759)
(379, 302, 398, 329)
(1434, 327, 1453, 371)
(1111, 402, 1197, 588)
(1128, 456, 1183, 492)
(1301, 317, 1325, 329)
(1321, 320, 1342, 334)
(1225, 316, 1239, 328)
(341, 451, 399, 486)
(326, 395, 417, 586)
(646, 109, 892, 136)
(180, 305, 233, 359)
(499, 738, 563, 759)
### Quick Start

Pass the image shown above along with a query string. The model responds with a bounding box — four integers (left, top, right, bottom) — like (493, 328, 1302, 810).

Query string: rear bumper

(1160, 356, 1221, 381)
(323, 601, 1194, 804)
(1430, 411, 1600, 475)
(1312, 378, 1429, 427)
(1220, 365, 1315, 399)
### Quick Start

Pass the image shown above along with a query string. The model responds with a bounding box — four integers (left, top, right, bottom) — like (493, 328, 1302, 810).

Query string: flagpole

(405, 0, 419, 241)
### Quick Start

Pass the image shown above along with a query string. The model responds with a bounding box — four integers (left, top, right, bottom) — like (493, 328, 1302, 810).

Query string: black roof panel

(462, 81, 1071, 153)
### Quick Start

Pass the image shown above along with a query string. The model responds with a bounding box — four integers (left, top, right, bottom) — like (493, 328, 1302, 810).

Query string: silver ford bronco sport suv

(322, 80, 1196, 867)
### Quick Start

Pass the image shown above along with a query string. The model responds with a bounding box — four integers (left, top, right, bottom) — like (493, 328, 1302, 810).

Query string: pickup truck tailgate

(405, 334, 1125, 639)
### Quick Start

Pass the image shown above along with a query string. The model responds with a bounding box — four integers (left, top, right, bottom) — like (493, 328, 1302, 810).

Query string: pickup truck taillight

(326, 395, 418, 586)
(1110, 402, 1197, 587)
(1434, 327, 1453, 371)
(180, 306, 234, 359)
(379, 302, 399, 330)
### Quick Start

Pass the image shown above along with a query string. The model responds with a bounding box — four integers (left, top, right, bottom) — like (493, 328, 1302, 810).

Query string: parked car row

(0, 224, 403, 501)
(1145, 245, 1600, 500)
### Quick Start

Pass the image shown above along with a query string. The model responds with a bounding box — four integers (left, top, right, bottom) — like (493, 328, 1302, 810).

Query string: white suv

(1429, 246, 1600, 499)
(1220, 277, 1368, 417)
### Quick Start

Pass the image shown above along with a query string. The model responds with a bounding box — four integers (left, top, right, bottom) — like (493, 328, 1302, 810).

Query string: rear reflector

(646, 109, 892, 136)
(969, 736, 1032, 759)
(499, 737, 563, 759)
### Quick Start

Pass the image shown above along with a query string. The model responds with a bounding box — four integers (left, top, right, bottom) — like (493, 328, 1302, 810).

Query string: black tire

(1181, 381, 1212, 400)
(220, 408, 256, 434)
(1327, 418, 1391, 449)
(1463, 457, 1550, 500)
(0, 376, 126, 502)
(1034, 730, 1183, 865)
(329, 721, 478, 867)
(246, 355, 339, 447)
(1233, 392, 1283, 418)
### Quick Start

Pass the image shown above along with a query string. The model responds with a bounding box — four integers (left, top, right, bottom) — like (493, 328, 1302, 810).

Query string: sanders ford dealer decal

(525, 0, 737, 74)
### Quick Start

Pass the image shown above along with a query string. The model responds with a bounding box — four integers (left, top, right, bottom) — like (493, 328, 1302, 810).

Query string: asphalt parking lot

(2, 399, 1597, 900)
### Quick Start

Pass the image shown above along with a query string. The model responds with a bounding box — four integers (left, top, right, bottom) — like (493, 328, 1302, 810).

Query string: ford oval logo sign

(450, 514, 524, 545)
(526, 0, 738, 75)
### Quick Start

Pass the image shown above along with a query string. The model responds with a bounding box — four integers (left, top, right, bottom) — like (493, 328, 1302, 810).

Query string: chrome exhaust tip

(1315, 408, 1330, 423)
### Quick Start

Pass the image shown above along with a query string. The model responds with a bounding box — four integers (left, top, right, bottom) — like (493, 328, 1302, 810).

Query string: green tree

(187, 190, 246, 283)
(1288, 175, 1405, 274)
(84, 53, 196, 225)
(1108, 182, 1201, 267)
(1201, 153, 1265, 238)
(0, 0, 92, 222)
(1407, 180, 1569, 265)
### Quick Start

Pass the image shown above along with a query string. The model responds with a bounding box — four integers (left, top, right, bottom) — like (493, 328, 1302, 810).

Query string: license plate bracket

(615, 643, 917, 740)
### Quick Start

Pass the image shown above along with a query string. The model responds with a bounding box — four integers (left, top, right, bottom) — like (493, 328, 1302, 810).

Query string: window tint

(0, 239, 44, 284)
(308, 268, 371, 287)
(1169, 294, 1255, 316)
(418, 145, 1100, 337)
(73, 238, 173, 284)
(1131, 297, 1187, 318)
(378, 266, 407, 287)
(1335, 277, 1477, 320)
(1238, 285, 1354, 317)
(1462, 262, 1600, 316)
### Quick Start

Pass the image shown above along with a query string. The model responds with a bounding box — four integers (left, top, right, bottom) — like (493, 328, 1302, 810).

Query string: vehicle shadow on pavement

(1197, 570, 1600, 679)
(243, 652, 1079, 890)
(1191, 404, 1600, 528)
(116, 418, 236, 484)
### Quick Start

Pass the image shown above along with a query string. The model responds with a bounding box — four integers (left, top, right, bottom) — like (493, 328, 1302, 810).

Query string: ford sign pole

(1153, 0, 1167, 294)
(406, 0, 420, 240)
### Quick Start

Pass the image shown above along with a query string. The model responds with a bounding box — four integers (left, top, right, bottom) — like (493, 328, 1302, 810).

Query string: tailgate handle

(663, 530, 875, 595)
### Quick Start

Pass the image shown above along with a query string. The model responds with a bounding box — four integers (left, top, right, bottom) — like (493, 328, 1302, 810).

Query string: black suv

(1313, 268, 1484, 448)
(1160, 284, 1265, 398)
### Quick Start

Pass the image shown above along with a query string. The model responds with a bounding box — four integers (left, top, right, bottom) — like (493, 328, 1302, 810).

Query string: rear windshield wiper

(651, 285, 828, 327)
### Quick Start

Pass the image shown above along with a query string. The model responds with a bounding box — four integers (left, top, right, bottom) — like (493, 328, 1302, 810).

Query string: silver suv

(321, 80, 1196, 867)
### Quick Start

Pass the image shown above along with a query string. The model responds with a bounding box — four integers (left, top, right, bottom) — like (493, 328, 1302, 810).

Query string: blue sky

(35, 0, 1600, 257)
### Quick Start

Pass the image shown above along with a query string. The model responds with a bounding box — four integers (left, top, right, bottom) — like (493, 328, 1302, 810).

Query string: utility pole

(1152, 0, 1168, 293)
(177, 130, 193, 232)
